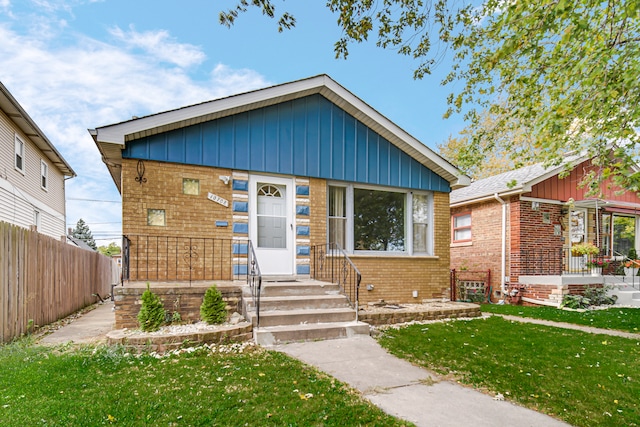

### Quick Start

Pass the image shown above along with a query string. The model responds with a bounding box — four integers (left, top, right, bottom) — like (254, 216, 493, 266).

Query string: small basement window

(183, 178, 199, 195)
(147, 209, 166, 226)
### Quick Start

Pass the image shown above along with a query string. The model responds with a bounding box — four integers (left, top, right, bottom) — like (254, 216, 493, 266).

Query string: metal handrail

(121, 234, 243, 284)
(246, 240, 263, 327)
(310, 243, 361, 321)
(520, 247, 640, 288)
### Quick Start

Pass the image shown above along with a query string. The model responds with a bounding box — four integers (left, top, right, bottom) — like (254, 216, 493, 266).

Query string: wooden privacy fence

(0, 221, 114, 343)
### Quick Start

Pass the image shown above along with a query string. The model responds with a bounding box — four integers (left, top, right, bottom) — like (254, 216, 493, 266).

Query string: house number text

(207, 192, 229, 207)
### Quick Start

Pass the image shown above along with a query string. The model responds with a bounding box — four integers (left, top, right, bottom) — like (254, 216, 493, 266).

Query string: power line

(67, 198, 121, 203)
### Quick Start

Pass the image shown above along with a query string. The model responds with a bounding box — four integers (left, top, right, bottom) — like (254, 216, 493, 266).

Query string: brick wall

(451, 199, 506, 299)
(122, 159, 233, 238)
(122, 159, 454, 304)
(113, 284, 243, 329)
(122, 159, 236, 281)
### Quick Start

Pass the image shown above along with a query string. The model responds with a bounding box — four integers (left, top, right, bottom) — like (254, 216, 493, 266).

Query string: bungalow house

(90, 74, 469, 306)
(450, 156, 640, 306)
(0, 81, 76, 239)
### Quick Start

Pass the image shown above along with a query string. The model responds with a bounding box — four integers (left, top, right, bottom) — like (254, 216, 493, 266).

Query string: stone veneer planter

(106, 322, 253, 353)
(359, 302, 481, 326)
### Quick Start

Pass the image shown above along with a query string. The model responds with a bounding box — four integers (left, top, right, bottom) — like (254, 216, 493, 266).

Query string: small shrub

(137, 283, 166, 332)
(561, 294, 590, 309)
(561, 286, 617, 309)
(583, 285, 617, 306)
(200, 285, 227, 325)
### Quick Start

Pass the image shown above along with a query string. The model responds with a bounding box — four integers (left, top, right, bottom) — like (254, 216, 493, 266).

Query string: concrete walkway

(37, 301, 115, 345)
(274, 335, 570, 427)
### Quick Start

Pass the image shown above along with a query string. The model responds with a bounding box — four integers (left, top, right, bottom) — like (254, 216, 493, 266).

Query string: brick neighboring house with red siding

(450, 157, 640, 306)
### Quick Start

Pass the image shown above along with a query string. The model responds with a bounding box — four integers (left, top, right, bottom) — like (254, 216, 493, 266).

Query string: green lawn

(0, 340, 411, 427)
(481, 304, 640, 333)
(377, 316, 640, 427)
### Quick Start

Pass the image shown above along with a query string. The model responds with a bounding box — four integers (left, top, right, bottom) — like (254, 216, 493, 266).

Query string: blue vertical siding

(278, 104, 293, 174)
(123, 94, 450, 192)
(218, 117, 234, 168)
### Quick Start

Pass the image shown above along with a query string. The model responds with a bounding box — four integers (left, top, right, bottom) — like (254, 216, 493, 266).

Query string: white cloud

(109, 25, 206, 68)
(0, 7, 271, 245)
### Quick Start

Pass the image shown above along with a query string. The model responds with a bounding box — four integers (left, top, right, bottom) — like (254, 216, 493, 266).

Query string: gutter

(451, 188, 523, 208)
(493, 193, 507, 295)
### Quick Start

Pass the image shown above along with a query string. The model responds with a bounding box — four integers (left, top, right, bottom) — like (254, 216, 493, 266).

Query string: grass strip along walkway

(0, 340, 412, 427)
(481, 304, 640, 334)
(377, 315, 640, 427)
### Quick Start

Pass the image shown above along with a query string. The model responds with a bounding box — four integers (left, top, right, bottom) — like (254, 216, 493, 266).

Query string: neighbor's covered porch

(517, 199, 640, 306)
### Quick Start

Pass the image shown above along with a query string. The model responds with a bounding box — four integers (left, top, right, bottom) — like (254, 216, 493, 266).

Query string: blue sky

(0, 0, 465, 244)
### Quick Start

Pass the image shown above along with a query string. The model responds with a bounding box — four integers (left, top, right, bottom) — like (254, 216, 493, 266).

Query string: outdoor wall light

(219, 175, 231, 185)
(366, 284, 374, 291)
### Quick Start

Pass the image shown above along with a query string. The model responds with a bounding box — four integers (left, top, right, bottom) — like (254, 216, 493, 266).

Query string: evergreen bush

(137, 283, 166, 332)
(200, 285, 228, 325)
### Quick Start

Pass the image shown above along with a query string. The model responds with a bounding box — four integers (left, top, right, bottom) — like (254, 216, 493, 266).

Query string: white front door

(249, 175, 294, 275)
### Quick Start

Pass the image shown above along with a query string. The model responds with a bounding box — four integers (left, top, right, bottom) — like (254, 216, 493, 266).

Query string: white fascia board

(93, 76, 330, 145)
(93, 74, 468, 187)
(319, 77, 469, 187)
(450, 188, 524, 208)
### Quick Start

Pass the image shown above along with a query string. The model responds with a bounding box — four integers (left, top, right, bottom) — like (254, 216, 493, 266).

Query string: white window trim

(15, 134, 25, 174)
(328, 182, 433, 256)
(40, 159, 48, 191)
(452, 212, 472, 243)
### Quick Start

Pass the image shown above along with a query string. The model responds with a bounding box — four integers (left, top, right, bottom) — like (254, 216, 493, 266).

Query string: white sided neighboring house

(0, 81, 75, 239)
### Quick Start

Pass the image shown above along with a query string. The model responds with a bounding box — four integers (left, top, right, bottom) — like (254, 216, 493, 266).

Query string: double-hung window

(452, 212, 472, 243)
(15, 135, 25, 173)
(41, 160, 48, 190)
(328, 184, 432, 255)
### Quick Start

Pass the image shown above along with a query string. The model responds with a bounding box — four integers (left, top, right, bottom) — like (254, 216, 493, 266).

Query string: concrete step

(248, 307, 357, 327)
(246, 294, 351, 311)
(608, 284, 640, 306)
(255, 321, 370, 346)
(259, 281, 341, 297)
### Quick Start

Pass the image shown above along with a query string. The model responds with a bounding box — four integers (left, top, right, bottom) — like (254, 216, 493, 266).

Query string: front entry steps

(243, 280, 370, 346)
(610, 283, 640, 307)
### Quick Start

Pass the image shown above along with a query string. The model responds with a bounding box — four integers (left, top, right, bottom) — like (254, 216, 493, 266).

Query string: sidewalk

(37, 301, 115, 345)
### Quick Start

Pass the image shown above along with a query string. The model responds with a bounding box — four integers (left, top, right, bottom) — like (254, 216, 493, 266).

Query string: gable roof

(67, 235, 96, 251)
(90, 74, 469, 192)
(450, 162, 569, 206)
(0, 81, 75, 177)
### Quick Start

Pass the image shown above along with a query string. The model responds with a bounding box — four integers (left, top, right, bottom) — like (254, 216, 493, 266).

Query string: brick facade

(451, 199, 507, 300)
(452, 193, 605, 304)
(121, 159, 454, 304)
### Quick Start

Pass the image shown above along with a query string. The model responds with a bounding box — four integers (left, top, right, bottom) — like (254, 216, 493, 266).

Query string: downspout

(494, 193, 507, 295)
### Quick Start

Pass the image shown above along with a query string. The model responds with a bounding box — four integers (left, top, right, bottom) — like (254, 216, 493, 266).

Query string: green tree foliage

(97, 242, 121, 257)
(137, 283, 166, 332)
(447, 0, 640, 194)
(220, 1, 640, 194)
(71, 218, 97, 250)
(438, 105, 538, 179)
(200, 286, 228, 325)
